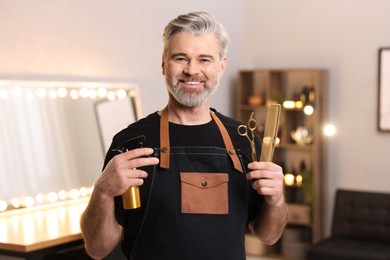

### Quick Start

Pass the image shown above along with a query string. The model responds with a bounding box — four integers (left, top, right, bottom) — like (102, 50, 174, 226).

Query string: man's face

(162, 32, 227, 107)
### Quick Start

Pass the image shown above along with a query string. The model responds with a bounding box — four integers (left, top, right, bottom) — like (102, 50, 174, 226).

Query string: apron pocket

(180, 172, 229, 215)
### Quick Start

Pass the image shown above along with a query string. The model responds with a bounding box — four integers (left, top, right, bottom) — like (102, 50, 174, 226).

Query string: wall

(243, 0, 390, 232)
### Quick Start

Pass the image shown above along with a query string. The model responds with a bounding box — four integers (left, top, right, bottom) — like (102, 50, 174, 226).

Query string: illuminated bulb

(25, 89, 35, 100)
(36, 87, 47, 98)
(295, 101, 303, 109)
(58, 190, 68, 200)
(97, 87, 107, 98)
(283, 100, 295, 109)
(79, 87, 89, 98)
(284, 174, 295, 186)
(79, 187, 88, 197)
(0, 200, 7, 212)
(36, 193, 45, 204)
(128, 89, 136, 97)
(0, 89, 9, 99)
(69, 189, 80, 200)
(47, 192, 59, 203)
(23, 196, 35, 208)
(88, 89, 97, 99)
(107, 91, 116, 101)
(48, 89, 57, 99)
(11, 198, 21, 208)
(57, 87, 68, 98)
(323, 124, 336, 137)
(296, 175, 303, 186)
(12, 87, 23, 98)
(303, 105, 314, 115)
(70, 89, 79, 100)
(116, 89, 127, 99)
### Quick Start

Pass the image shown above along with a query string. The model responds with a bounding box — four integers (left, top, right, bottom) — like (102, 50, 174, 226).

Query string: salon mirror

(0, 80, 141, 210)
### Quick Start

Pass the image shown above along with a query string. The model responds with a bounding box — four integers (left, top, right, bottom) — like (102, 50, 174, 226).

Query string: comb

(260, 104, 281, 162)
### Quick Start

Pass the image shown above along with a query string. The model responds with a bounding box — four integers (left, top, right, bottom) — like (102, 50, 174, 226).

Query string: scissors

(237, 112, 257, 162)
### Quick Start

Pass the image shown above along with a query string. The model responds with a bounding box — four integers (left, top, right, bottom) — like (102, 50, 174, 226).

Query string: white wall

(1, 0, 390, 238)
(243, 0, 390, 233)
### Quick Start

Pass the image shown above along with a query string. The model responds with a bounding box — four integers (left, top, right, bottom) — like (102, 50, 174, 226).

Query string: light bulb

(303, 105, 314, 115)
(79, 88, 89, 98)
(47, 192, 59, 203)
(97, 87, 107, 98)
(36, 87, 47, 98)
(57, 87, 68, 98)
(70, 89, 79, 100)
(323, 124, 336, 137)
(284, 174, 295, 186)
(0, 200, 8, 212)
(116, 89, 127, 99)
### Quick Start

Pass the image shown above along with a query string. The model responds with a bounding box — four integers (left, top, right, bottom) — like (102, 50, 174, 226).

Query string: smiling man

(81, 11, 288, 260)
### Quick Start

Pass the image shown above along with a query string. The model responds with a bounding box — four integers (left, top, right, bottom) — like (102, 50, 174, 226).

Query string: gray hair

(162, 11, 230, 58)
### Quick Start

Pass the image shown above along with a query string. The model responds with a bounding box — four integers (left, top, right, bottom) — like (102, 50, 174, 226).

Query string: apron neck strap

(159, 106, 243, 173)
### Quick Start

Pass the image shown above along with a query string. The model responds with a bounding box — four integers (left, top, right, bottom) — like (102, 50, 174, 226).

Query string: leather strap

(210, 111, 244, 173)
(159, 106, 170, 169)
(159, 107, 243, 173)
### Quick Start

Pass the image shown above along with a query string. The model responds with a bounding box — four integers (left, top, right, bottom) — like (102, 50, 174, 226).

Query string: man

(81, 11, 288, 260)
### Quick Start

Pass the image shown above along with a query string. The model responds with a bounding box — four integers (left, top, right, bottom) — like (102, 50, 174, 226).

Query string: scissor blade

(260, 104, 281, 162)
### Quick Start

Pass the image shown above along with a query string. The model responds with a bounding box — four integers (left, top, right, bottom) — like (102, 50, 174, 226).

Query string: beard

(166, 75, 219, 107)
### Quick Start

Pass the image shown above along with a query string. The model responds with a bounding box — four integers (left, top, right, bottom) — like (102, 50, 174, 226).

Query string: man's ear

(219, 56, 227, 76)
(161, 54, 166, 75)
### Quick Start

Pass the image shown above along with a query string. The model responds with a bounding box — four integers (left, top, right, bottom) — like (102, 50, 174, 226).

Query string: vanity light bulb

(0, 89, 9, 99)
(296, 175, 303, 186)
(107, 91, 116, 101)
(0, 200, 7, 212)
(97, 87, 108, 98)
(23, 196, 35, 208)
(57, 87, 68, 98)
(36, 87, 47, 98)
(11, 198, 21, 208)
(70, 89, 79, 100)
(36, 193, 45, 204)
(79, 187, 88, 197)
(303, 105, 314, 115)
(79, 87, 89, 98)
(69, 189, 80, 200)
(116, 89, 127, 99)
(58, 190, 68, 200)
(48, 89, 57, 99)
(12, 87, 23, 98)
(283, 100, 295, 109)
(47, 192, 59, 203)
(88, 89, 97, 99)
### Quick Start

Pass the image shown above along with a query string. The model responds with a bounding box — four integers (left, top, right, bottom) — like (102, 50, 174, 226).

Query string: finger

(119, 147, 155, 160)
(127, 168, 148, 179)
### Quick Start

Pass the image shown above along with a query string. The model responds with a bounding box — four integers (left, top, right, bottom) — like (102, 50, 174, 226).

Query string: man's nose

(183, 61, 200, 75)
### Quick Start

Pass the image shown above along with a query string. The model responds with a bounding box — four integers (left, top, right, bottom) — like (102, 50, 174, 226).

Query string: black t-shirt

(104, 109, 264, 260)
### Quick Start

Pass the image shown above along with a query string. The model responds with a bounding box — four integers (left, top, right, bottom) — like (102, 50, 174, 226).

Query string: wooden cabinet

(236, 69, 329, 257)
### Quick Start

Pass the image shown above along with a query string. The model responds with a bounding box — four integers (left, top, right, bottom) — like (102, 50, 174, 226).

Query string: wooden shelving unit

(236, 69, 329, 258)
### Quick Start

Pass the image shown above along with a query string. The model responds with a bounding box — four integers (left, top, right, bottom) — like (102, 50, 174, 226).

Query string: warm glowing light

(47, 192, 59, 203)
(323, 124, 336, 137)
(36, 193, 45, 204)
(48, 89, 57, 99)
(58, 190, 68, 200)
(116, 89, 127, 99)
(57, 87, 68, 98)
(107, 91, 116, 101)
(0, 200, 8, 212)
(79, 87, 89, 98)
(36, 87, 47, 98)
(69, 189, 80, 200)
(283, 100, 295, 109)
(23, 196, 35, 208)
(284, 174, 295, 186)
(0, 89, 9, 99)
(303, 105, 314, 115)
(295, 101, 303, 109)
(88, 89, 97, 99)
(97, 87, 108, 98)
(296, 175, 303, 186)
(70, 89, 79, 99)
(11, 198, 21, 208)
(79, 187, 88, 197)
(12, 87, 23, 98)
(25, 89, 35, 99)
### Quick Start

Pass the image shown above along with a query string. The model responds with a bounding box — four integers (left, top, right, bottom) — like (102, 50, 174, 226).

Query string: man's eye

(200, 59, 211, 63)
(175, 57, 188, 63)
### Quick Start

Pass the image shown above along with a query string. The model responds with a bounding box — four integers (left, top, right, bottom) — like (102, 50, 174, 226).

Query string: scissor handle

(237, 124, 248, 136)
(247, 112, 257, 131)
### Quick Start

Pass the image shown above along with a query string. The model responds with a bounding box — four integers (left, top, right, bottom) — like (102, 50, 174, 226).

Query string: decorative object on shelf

(247, 93, 264, 106)
(378, 47, 390, 132)
(291, 126, 313, 146)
